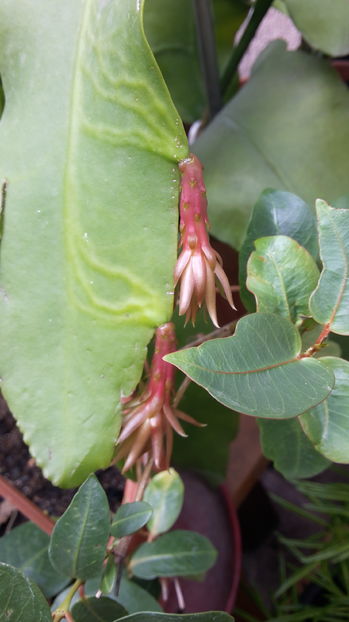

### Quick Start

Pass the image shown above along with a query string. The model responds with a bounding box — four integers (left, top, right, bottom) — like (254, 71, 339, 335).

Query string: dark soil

(0, 396, 124, 521)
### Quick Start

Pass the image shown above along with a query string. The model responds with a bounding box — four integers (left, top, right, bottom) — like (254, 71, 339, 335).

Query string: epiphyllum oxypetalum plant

(175, 154, 236, 326)
(116, 322, 202, 472)
(116, 154, 235, 473)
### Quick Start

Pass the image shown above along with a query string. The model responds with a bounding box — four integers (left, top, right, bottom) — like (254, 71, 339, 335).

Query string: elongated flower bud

(175, 154, 235, 326)
(115, 323, 203, 472)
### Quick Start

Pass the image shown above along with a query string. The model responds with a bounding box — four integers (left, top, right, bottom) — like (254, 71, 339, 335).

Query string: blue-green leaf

(239, 189, 318, 311)
(247, 235, 319, 324)
(258, 418, 330, 480)
(166, 314, 334, 419)
(282, 0, 349, 56)
(194, 42, 349, 250)
(300, 357, 349, 463)
(309, 200, 349, 335)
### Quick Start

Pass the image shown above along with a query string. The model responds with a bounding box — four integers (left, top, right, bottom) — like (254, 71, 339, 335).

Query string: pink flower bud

(115, 323, 203, 472)
(175, 154, 236, 326)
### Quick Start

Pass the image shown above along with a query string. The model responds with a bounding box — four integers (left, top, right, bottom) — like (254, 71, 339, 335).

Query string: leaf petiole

(52, 578, 82, 621)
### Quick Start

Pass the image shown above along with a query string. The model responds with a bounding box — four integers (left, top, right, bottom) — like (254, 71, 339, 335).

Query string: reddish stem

(117, 323, 179, 472)
(178, 155, 212, 259)
(175, 154, 235, 325)
(302, 323, 331, 358)
(123, 479, 138, 503)
(0, 474, 54, 534)
(147, 323, 177, 408)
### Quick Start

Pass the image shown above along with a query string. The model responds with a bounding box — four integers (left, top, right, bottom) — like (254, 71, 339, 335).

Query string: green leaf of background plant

(114, 573, 163, 614)
(0, 563, 52, 622)
(258, 418, 330, 480)
(215, 0, 249, 68)
(0, 522, 69, 598)
(144, 469, 184, 537)
(117, 613, 235, 622)
(49, 475, 110, 580)
(171, 310, 239, 484)
(334, 194, 349, 210)
(309, 200, 349, 335)
(129, 529, 217, 579)
(281, 0, 349, 56)
(72, 596, 127, 622)
(143, 0, 203, 123)
(0, 0, 188, 487)
(247, 235, 319, 324)
(330, 333, 349, 363)
(300, 357, 349, 463)
(111, 502, 152, 539)
(194, 41, 349, 250)
(166, 314, 334, 419)
(239, 190, 318, 311)
(144, 0, 248, 122)
(173, 377, 239, 485)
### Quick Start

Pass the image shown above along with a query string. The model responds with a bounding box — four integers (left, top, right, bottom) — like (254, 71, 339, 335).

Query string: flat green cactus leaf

(0, 0, 188, 486)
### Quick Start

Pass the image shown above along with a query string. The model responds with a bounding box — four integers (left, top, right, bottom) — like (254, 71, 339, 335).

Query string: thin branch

(171, 321, 236, 408)
(220, 0, 274, 97)
(192, 0, 222, 119)
(184, 320, 236, 349)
